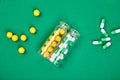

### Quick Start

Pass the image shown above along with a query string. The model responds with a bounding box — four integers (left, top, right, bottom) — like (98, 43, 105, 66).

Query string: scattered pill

(12, 34, 18, 42)
(92, 41, 102, 45)
(111, 29, 120, 34)
(55, 36, 61, 42)
(102, 42, 111, 49)
(100, 18, 105, 29)
(54, 30, 59, 35)
(18, 47, 25, 54)
(20, 34, 27, 42)
(49, 36, 53, 40)
(101, 37, 111, 41)
(101, 29, 108, 37)
(33, 9, 40, 17)
(45, 41, 49, 45)
(30, 27, 36, 34)
(6, 32, 13, 39)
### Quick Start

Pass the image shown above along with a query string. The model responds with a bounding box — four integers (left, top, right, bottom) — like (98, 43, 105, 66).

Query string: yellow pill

(41, 46, 45, 51)
(6, 32, 13, 38)
(12, 34, 18, 42)
(33, 9, 40, 17)
(55, 36, 61, 42)
(30, 27, 36, 34)
(44, 52, 50, 58)
(20, 34, 27, 42)
(49, 36, 53, 40)
(54, 30, 59, 35)
(45, 41, 49, 45)
(51, 41, 57, 47)
(47, 46, 53, 52)
(18, 47, 25, 54)
(60, 29, 66, 35)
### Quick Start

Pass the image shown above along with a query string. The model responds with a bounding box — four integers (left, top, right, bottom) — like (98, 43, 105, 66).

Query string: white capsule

(101, 37, 111, 41)
(100, 18, 105, 29)
(92, 41, 102, 45)
(111, 29, 120, 34)
(101, 29, 108, 37)
(103, 42, 111, 49)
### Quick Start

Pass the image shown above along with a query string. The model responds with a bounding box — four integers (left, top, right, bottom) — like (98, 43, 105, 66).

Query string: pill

(41, 46, 45, 51)
(51, 41, 57, 47)
(33, 9, 40, 17)
(101, 37, 111, 41)
(6, 32, 13, 39)
(101, 29, 108, 37)
(47, 46, 53, 52)
(18, 47, 25, 54)
(20, 34, 27, 42)
(30, 27, 36, 34)
(49, 36, 53, 40)
(102, 42, 111, 49)
(54, 30, 59, 35)
(45, 41, 49, 45)
(100, 18, 105, 29)
(111, 29, 120, 34)
(92, 41, 102, 45)
(60, 28, 66, 35)
(44, 52, 50, 58)
(12, 34, 18, 42)
(55, 36, 61, 42)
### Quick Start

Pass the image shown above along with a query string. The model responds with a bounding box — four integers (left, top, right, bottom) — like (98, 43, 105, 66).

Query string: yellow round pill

(44, 52, 50, 58)
(54, 30, 59, 35)
(45, 41, 49, 45)
(18, 47, 25, 54)
(12, 34, 18, 42)
(20, 34, 27, 42)
(55, 36, 61, 42)
(30, 27, 36, 34)
(6, 32, 13, 38)
(33, 9, 40, 17)
(47, 46, 53, 52)
(41, 46, 45, 51)
(60, 29, 66, 35)
(51, 41, 57, 47)
(49, 35, 53, 40)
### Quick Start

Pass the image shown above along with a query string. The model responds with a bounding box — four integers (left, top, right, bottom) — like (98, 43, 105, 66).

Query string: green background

(0, 0, 120, 80)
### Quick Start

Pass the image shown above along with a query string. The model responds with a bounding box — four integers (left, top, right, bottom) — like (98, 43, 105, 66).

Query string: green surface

(0, 0, 120, 80)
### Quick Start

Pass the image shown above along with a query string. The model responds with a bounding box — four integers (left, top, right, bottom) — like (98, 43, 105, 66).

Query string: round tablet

(49, 35, 53, 40)
(20, 34, 27, 42)
(51, 41, 57, 47)
(55, 36, 61, 42)
(60, 29, 66, 35)
(6, 32, 13, 38)
(18, 47, 25, 54)
(44, 52, 50, 58)
(12, 34, 18, 42)
(30, 27, 36, 34)
(33, 9, 40, 17)
(45, 41, 49, 45)
(47, 46, 53, 52)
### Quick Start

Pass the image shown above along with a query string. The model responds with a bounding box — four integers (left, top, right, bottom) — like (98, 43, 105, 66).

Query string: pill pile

(6, 8, 40, 54)
(39, 21, 80, 66)
(92, 18, 120, 49)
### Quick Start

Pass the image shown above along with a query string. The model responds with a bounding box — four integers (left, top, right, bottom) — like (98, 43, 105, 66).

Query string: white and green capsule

(101, 29, 109, 37)
(101, 37, 111, 41)
(111, 29, 120, 34)
(100, 18, 105, 29)
(102, 42, 111, 49)
(92, 41, 102, 45)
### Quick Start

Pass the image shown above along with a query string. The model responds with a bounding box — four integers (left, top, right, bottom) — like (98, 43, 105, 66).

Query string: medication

(20, 34, 27, 42)
(100, 18, 105, 29)
(12, 34, 18, 42)
(6, 32, 13, 39)
(33, 9, 40, 17)
(111, 29, 120, 34)
(39, 21, 80, 66)
(18, 47, 25, 54)
(101, 37, 111, 41)
(102, 42, 111, 49)
(30, 26, 36, 34)
(101, 29, 108, 37)
(92, 41, 102, 45)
